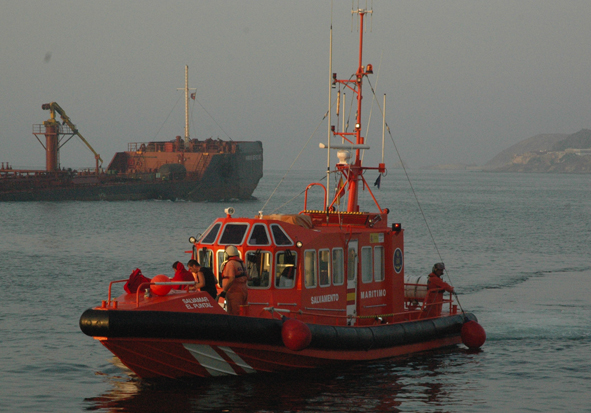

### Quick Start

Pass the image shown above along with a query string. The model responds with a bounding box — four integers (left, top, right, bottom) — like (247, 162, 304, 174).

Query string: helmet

(432, 262, 445, 272)
(225, 245, 239, 257)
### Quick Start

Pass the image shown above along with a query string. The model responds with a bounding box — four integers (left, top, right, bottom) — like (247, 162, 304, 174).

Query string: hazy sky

(2, 1, 591, 170)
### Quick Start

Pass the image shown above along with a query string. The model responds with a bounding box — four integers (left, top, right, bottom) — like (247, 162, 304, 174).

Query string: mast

(331, 8, 372, 212)
(347, 8, 366, 212)
(324, 7, 385, 214)
(177, 65, 196, 145)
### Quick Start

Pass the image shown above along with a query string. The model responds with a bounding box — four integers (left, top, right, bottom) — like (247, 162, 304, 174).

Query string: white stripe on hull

(218, 346, 257, 373)
(183, 343, 256, 376)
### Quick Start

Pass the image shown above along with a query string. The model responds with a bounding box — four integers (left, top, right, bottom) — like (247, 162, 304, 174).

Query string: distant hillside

(552, 129, 591, 151)
(485, 129, 591, 173)
(483, 134, 567, 170)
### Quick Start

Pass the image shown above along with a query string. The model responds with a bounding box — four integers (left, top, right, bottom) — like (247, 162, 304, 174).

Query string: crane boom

(42, 102, 103, 167)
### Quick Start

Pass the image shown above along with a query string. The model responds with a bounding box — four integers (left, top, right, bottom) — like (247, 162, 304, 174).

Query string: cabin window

(332, 248, 344, 285)
(201, 222, 221, 244)
(304, 250, 317, 288)
(347, 246, 356, 281)
(217, 249, 242, 276)
(374, 246, 384, 282)
(319, 249, 331, 287)
(246, 250, 271, 288)
(217, 250, 225, 276)
(247, 224, 271, 246)
(197, 248, 214, 270)
(270, 224, 294, 246)
(219, 223, 249, 245)
(361, 246, 373, 283)
(275, 249, 297, 289)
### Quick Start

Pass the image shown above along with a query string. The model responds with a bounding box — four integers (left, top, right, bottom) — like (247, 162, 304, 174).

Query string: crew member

(218, 245, 248, 315)
(424, 262, 454, 317)
(187, 259, 218, 298)
(171, 261, 194, 290)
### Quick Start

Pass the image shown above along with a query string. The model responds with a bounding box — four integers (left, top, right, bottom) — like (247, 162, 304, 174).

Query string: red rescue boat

(80, 7, 485, 379)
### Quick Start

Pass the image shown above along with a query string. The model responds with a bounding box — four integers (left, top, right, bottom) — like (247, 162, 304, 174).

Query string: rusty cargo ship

(0, 70, 263, 202)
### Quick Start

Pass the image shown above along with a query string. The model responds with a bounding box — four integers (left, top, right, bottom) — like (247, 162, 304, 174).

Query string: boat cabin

(191, 206, 409, 326)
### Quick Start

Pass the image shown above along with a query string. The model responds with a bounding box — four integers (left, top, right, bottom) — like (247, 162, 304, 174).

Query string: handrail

(135, 281, 196, 307)
(106, 280, 128, 307)
(418, 290, 456, 316)
(263, 306, 432, 324)
(303, 183, 327, 211)
(104, 279, 197, 309)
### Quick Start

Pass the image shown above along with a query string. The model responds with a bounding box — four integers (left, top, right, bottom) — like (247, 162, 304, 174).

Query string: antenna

(326, 0, 334, 211)
(341, 93, 345, 142)
(382, 94, 385, 165)
(370, 0, 374, 31)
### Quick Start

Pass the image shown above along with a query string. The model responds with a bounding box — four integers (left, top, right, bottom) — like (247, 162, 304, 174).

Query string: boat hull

(80, 309, 477, 379)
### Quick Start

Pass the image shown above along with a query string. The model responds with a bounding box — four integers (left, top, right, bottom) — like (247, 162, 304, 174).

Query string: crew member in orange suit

(425, 262, 454, 316)
(218, 245, 248, 315)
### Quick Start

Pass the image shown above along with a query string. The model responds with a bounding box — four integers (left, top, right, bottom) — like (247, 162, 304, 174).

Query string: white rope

(153, 93, 183, 140)
(361, 51, 383, 164)
(193, 97, 234, 141)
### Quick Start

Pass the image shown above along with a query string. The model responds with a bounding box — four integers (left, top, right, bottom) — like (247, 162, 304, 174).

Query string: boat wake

(459, 264, 591, 294)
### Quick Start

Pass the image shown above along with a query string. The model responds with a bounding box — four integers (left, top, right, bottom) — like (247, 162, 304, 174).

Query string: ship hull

(0, 142, 263, 202)
(80, 308, 476, 379)
(0, 179, 256, 202)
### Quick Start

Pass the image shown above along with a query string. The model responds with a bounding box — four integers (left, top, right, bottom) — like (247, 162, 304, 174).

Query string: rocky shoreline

(484, 129, 591, 173)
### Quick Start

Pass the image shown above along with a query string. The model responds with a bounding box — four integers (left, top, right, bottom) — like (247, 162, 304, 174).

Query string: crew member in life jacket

(425, 262, 454, 317)
(218, 245, 248, 315)
(187, 259, 218, 299)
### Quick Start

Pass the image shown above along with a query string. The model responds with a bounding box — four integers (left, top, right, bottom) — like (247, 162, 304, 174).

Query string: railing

(303, 183, 327, 211)
(32, 123, 73, 134)
(404, 287, 456, 318)
(102, 279, 127, 309)
(135, 281, 195, 307)
(99, 279, 456, 320)
(263, 306, 427, 325)
(100, 279, 196, 309)
(260, 287, 457, 324)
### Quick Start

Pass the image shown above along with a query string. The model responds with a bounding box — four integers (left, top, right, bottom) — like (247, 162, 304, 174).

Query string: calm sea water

(1, 169, 590, 412)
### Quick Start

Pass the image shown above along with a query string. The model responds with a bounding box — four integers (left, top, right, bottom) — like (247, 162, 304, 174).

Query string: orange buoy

(461, 320, 486, 349)
(150, 274, 172, 296)
(281, 318, 312, 351)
